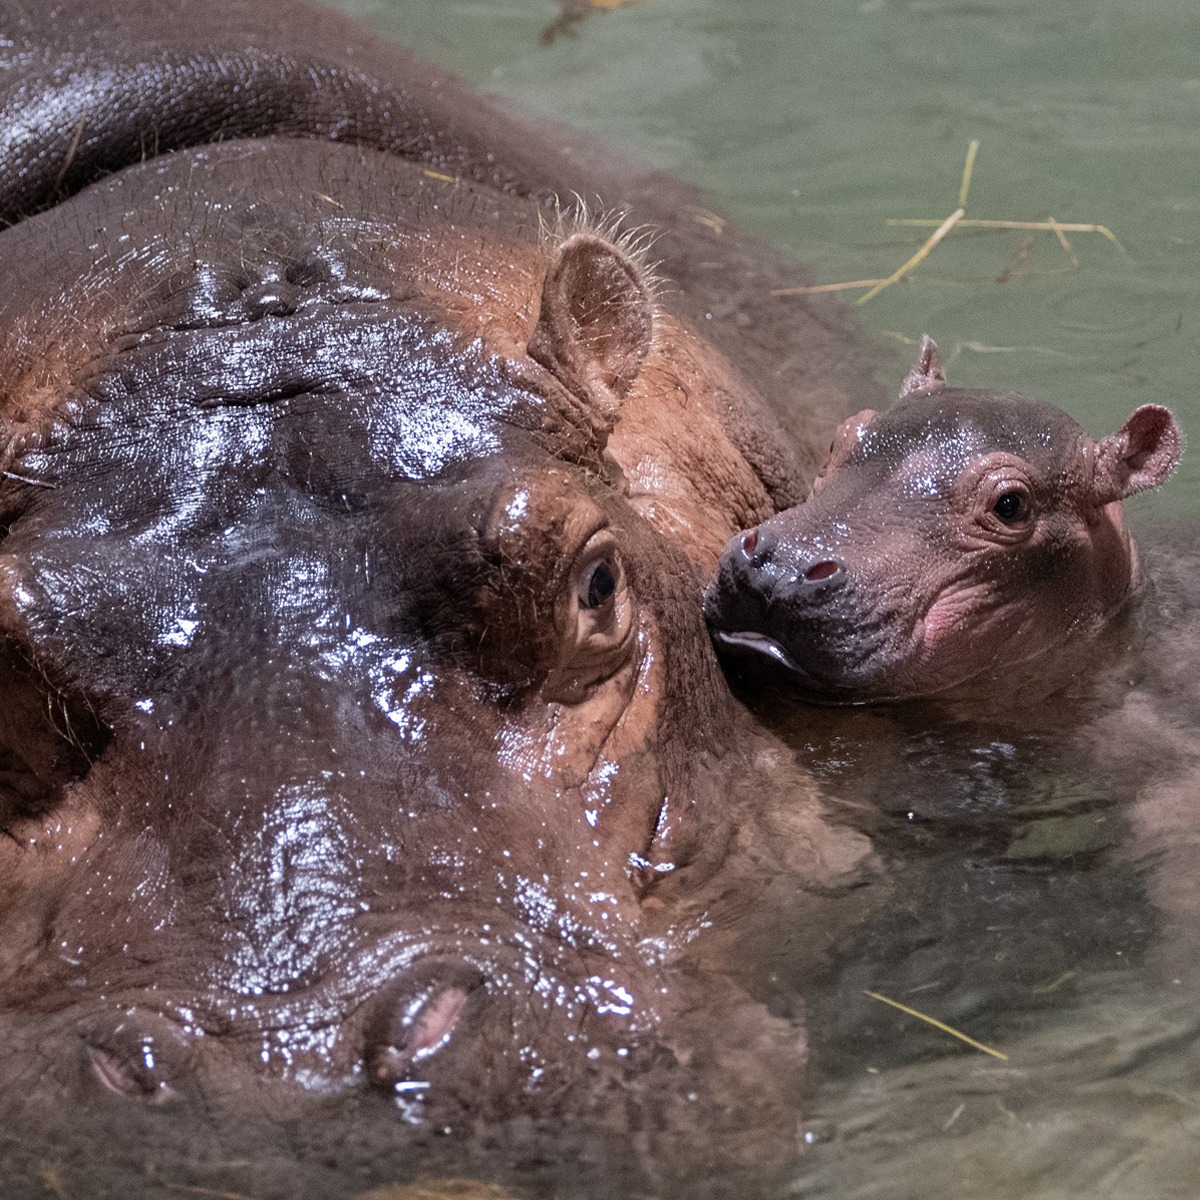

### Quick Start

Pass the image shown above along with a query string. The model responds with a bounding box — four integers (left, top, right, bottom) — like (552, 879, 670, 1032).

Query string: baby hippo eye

(580, 559, 617, 610)
(993, 490, 1026, 522)
(955, 454, 1036, 543)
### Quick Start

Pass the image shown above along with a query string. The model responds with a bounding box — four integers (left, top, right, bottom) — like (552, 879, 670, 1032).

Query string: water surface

(341, 0, 1200, 517)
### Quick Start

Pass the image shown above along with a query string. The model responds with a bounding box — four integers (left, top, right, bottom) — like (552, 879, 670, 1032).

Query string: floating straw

(773, 138, 1120, 301)
(864, 990, 1009, 1060)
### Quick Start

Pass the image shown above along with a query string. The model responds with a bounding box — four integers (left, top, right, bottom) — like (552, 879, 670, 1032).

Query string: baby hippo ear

(1093, 404, 1183, 505)
(899, 334, 947, 399)
(810, 408, 878, 494)
(528, 231, 655, 423)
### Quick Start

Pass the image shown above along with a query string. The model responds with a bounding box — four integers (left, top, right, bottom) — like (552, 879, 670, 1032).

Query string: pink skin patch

(914, 580, 1061, 698)
(917, 595, 972, 661)
(403, 985, 471, 1063)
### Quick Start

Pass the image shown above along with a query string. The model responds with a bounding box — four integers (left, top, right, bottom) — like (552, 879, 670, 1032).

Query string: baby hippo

(705, 337, 1182, 703)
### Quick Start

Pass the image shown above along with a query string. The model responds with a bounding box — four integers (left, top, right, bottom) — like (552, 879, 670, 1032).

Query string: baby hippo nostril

(738, 526, 776, 568)
(803, 559, 844, 583)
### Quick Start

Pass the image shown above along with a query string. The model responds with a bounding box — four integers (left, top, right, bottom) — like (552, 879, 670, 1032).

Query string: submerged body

(706, 337, 1181, 704)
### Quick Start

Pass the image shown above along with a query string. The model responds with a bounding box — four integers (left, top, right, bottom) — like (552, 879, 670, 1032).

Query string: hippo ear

(899, 334, 946, 399)
(810, 409, 878, 494)
(528, 232, 655, 424)
(1093, 404, 1183, 505)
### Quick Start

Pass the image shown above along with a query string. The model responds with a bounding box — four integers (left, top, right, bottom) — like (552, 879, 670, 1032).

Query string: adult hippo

(0, 0, 878, 1193)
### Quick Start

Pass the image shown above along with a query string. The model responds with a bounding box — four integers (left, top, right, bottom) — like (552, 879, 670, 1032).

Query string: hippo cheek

(908, 581, 1045, 697)
(78, 1008, 196, 1105)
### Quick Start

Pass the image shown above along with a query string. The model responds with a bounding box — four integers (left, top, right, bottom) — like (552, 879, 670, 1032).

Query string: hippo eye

(993, 491, 1026, 522)
(540, 531, 636, 704)
(957, 455, 1036, 544)
(580, 559, 617, 610)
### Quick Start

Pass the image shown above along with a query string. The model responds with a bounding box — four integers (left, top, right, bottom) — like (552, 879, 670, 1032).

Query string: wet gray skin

(705, 337, 1181, 705)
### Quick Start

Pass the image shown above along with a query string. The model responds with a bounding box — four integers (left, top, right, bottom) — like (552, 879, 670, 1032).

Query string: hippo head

(0, 139, 826, 1126)
(706, 336, 1182, 703)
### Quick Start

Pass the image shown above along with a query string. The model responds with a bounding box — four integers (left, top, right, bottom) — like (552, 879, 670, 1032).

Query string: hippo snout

(707, 525, 847, 625)
(727, 525, 847, 597)
(704, 524, 854, 687)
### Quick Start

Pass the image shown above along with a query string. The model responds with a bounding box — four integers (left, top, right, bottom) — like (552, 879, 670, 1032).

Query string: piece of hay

(773, 140, 1120, 303)
(864, 989, 1009, 1060)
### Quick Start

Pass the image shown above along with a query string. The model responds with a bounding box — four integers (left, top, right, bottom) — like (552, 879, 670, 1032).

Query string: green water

(332, 0, 1200, 520)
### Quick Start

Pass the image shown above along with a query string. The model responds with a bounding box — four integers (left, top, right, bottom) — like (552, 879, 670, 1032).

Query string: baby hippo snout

(717, 524, 848, 611)
(704, 522, 851, 683)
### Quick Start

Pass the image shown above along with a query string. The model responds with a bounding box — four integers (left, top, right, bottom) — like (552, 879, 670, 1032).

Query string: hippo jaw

(706, 601, 930, 704)
(708, 627, 872, 703)
(710, 629, 803, 674)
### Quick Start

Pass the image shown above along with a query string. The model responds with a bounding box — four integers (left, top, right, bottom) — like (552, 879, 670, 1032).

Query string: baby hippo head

(705, 336, 1182, 703)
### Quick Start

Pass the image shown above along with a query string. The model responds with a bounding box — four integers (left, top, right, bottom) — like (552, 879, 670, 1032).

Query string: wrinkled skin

(0, 0, 876, 1162)
(706, 337, 1181, 704)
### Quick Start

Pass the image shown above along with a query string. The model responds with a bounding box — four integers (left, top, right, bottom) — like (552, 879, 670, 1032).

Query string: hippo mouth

(710, 629, 805, 674)
(709, 628, 847, 696)
(708, 628, 883, 705)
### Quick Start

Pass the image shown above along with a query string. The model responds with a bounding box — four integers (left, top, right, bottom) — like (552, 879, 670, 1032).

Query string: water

(314, 2, 1200, 1196)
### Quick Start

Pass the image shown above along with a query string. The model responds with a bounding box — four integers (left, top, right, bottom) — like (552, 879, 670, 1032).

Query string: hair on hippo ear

(528, 219, 656, 427)
(899, 334, 947, 400)
(1092, 404, 1183, 505)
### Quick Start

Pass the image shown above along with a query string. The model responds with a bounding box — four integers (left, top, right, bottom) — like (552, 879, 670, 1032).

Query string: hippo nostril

(738, 526, 775, 569)
(87, 1043, 157, 1099)
(803, 559, 844, 583)
(365, 975, 480, 1094)
(806, 559, 844, 583)
(81, 1009, 193, 1103)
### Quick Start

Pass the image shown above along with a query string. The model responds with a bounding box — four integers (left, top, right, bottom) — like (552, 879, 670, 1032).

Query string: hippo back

(0, 0, 886, 488)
